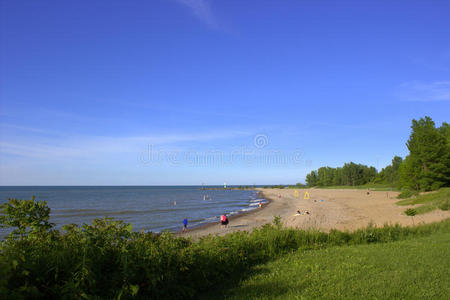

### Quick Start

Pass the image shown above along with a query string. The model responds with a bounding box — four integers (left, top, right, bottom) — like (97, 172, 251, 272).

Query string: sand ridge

(183, 188, 450, 238)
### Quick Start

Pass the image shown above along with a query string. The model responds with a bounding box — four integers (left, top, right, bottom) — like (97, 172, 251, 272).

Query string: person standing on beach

(220, 214, 229, 228)
(182, 218, 188, 232)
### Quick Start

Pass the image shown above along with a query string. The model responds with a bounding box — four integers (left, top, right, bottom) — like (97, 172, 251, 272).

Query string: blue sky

(1, 0, 449, 185)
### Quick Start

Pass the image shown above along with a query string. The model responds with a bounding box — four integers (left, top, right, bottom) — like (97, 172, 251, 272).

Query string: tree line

(305, 163, 377, 187)
(306, 116, 450, 192)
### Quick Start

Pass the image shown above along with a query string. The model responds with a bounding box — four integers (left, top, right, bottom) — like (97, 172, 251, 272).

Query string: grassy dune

(397, 187, 450, 214)
(223, 231, 450, 299)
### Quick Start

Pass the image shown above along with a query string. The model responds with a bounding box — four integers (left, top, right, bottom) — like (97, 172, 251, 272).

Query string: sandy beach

(184, 188, 450, 238)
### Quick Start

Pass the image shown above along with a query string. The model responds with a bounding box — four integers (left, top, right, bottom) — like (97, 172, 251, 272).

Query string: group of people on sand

(182, 213, 230, 232)
(296, 209, 310, 215)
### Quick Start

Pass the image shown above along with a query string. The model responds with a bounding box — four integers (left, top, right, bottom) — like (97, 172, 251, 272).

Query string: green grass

(397, 187, 450, 214)
(317, 183, 399, 191)
(224, 231, 450, 299)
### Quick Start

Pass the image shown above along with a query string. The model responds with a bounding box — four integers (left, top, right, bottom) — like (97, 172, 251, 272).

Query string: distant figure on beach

(220, 214, 229, 228)
(182, 218, 188, 232)
(278, 194, 281, 199)
(258, 202, 263, 208)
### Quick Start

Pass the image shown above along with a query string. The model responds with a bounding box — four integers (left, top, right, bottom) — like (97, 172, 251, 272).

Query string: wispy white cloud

(0, 130, 251, 160)
(0, 123, 59, 135)
(395, 80, 450, 102)
(176, 0, 218, 28)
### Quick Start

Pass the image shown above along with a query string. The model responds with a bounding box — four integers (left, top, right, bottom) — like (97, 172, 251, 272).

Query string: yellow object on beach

(294, 190, 299, 197)
(304, 191, 310, 200)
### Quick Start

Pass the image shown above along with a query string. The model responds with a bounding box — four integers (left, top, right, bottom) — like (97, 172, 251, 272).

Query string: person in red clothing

(220, 214, 229, 228)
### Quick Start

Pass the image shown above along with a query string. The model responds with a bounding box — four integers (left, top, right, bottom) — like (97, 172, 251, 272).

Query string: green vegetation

(1, 197, 449, 299)
(397, 189, 419, 199)
(286, 183, 307, 189)
(374, 155, 403, 186)
(305, 162, 377, 187)
(223, 231, 450, 299)
(404, 208, 417, 216)
(237, 185, 250, 189)
(399, 117, 450, 191)
(397, 187, 450, 215)
(0, 196, 54, 240)
(318, 183, 399, 191)
(262, 184, 306, 189)
(268, 184, 285, 189)
(440, 198, 450, 211)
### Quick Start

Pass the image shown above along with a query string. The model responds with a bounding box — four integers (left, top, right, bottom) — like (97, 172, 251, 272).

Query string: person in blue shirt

(182, 218, 188, 232)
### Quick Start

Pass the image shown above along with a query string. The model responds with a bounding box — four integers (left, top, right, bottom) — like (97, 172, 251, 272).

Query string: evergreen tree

(375, 156, 403, 185)
(439, 122, 450, 143)
(305, 171, 318, 187)
(399, 117, 450, 191)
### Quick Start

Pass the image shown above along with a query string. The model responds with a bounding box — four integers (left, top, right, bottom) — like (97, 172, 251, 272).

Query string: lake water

(0, 186, 267, 238)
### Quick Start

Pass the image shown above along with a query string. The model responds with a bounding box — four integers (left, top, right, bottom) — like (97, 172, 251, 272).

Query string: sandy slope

(183, 188, 450, 238)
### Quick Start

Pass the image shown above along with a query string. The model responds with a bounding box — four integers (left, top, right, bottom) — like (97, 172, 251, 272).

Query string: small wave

(249, 198, 266, 202)
(239, 207, 255, 213)
(203, 216, 219, 221)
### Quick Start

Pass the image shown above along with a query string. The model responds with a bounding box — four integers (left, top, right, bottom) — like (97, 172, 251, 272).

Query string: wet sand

(183, 188, 450, 238)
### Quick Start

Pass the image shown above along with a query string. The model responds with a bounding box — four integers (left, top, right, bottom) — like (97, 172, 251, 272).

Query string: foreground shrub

(0, 196, 54, 240)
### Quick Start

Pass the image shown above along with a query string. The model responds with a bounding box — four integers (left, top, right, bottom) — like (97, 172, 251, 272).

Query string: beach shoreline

(175, 190, 272, 236)
(182, 188, 450, 239)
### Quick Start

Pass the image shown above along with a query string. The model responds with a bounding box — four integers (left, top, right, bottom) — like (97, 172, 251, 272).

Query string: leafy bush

(405, 208, 417, 216)
(0, 196, 54, 240)
(272, 215, 282, 228)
